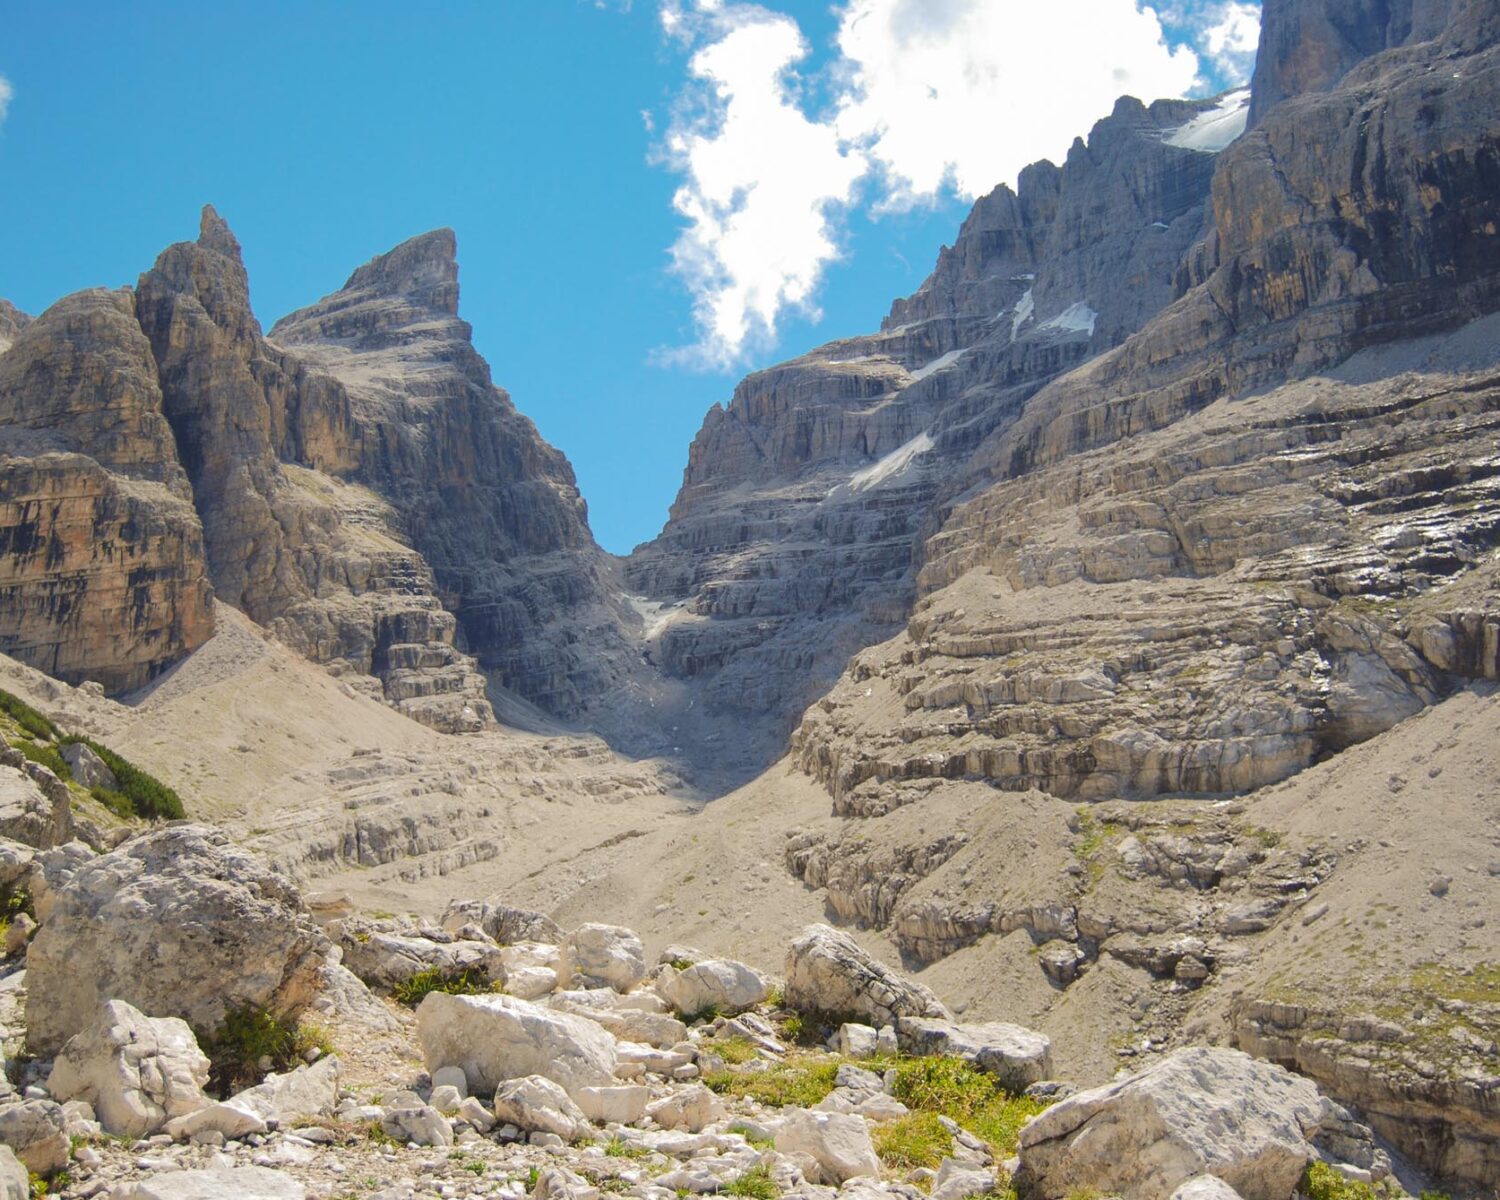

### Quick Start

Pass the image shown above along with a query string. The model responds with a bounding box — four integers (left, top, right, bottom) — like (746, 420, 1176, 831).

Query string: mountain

(0, 0, 1497, 1188)
(0, 207, 649, 734)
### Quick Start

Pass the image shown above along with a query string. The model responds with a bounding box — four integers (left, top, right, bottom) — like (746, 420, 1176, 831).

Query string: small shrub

(605, 1135, 648, 1159)
(88, 785, 133, 819)
(888, 1056, 1049, 1158)
(0, 688, 58, 742)
(525, 1167, 541, 1190)
(1299, 1162, 1383, 1200)
(684, 1002, 721, 1025)
(12, 739, 70, 782)
(391, 967, 493, 1007)
(204, 1006, 332, 1094)
(364, 1120, 401, 1150)
(463, 1161, 486, 1176)
(58, 736, 184, 820)
(724, 1165, 779, 1200)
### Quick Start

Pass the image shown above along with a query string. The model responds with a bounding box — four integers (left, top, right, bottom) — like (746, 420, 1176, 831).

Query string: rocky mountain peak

(340, 227, 460, 315)
(196, 203, 243, 260)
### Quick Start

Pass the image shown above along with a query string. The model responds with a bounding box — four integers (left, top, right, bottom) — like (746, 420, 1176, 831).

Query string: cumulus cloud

(656, 3, 864, 367)
(656, 0, 1254, 368)
(0, 76, 12, 126)
(832, 0, 1200, 207)
(1200, 2, 1262, 84)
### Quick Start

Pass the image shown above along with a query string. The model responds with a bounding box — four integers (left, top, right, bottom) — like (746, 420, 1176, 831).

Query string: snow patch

(908, 349, 966, 382)
(1164, 89, 1250, 153)
(1010, 289, 1035, 340)
(847, 431, 935, 493)
(1038, 301, 1098, 336)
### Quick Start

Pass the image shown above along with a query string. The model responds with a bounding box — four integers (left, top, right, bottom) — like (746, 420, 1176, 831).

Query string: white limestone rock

(104, 1166, 306, 1199)
(785, 925, 948, 1028)
(46, 999, 212, 1137)
(895, 1018, 1053, 1091)
(663, 959, 769, 1018)
(646, 1085, 726, 1133)
(24, 825, 329, 1055)
(1016, 1047, 1381, 1200)
(416, 992, 618, 1096)
(493, 1074, 591, 1141)
(560, 924, 646, 993)
(774, 1108, 881, 1184)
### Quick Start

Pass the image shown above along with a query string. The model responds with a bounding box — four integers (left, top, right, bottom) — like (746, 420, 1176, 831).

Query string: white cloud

(0, 77, 12, 126)
(833, 0, 1200, 206)
(655, 0, 1243, 368)
(656, 3, 865, 367)
(1201, 2, 1262, 84)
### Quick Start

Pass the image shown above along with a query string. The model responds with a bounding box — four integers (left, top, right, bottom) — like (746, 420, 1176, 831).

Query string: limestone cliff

(269, 231, 642, 723)
(0, 289, 213, 691)
(626, 92, 1236, 768)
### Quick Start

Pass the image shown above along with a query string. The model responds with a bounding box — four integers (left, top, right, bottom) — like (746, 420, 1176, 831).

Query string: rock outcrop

(25, 824, 329, 1054)
(1015, 1047, 1385, 1200)
(0, 289, 213, 691)
(625, 91, 1236, 778)
(269, 230, 643, 724)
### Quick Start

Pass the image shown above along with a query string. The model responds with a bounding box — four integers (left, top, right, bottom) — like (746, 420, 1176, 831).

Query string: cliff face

(0, 289, 213, 691)
(269, 231, 641, 721)
(767, 3, 1500, 1183)
(625, 93, 1236, 763)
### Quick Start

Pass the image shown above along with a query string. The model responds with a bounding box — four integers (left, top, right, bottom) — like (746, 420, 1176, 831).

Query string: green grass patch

(204, 1006, 334, 1094)
(723, 1164, 779, 1200)
(712, 1036, 761, 1065)
(58, 736, 184, 820)
(604, 1135, 649, 1159)
(705, 1054, 842, 1108)
(873, 1111, 952, 1170)
(888, 1056, 1050, 1159)
(1408, 961, 1500, 1005)
(391, 966, 494, 1007)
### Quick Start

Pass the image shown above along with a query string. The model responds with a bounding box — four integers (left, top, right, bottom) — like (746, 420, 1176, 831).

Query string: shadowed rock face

(269, 231, 642, 722)
(1248, 0, 1459, 126)
(625, 94, 1233, 766)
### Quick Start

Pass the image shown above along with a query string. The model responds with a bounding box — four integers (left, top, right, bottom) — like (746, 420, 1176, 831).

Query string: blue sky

(0, 1, 1258, 554)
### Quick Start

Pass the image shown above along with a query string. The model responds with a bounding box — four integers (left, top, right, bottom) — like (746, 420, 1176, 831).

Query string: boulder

(416, 992, 617, 1096)
(1016, 1047, 1382, 1200)
(646, 1084, 726, 1133)
(381, 1102, 453, 1147)
(507, 965, 560, 1000)
(442, 899, 564, 945)
(774, 1108, 881, 1184)
(104, 1166, 306, 1199)
(785, 925, 948, 1027)
(531, 1166, 601, 1200)
(340, 928, 505, 992)
(0, 1100, 68, 1174)
(60, 742, 116, 792)
(574, 1085, 650, 1124)
(551, 991, 688, 1048)
(493, 1074, 591, 1141)
(164, 1057, 340, 1141)
(896, 1018, 1053, 1091)
(1171, 1178, 1245, 1200)
(24, 825, 329, 1054)
(663, 959, 769, 1017)
(0, 1146, 24, 1200)
(560, 924, 646, 993)
(834, 1023, 879, 1059)
(46, 999, 212, 1137)
(930, 1161, 997, 1200)
(0, 766, 69, 850)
